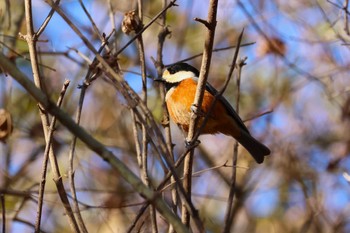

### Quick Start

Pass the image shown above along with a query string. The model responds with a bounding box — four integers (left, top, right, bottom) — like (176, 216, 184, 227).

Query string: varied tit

(155, 62, 270, 164)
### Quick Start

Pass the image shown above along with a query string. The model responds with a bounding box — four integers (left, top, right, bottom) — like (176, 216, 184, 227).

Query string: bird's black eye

(167, 67, 176, 74)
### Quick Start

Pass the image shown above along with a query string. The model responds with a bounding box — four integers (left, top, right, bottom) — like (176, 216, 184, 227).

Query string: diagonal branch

(36, 0, 60, 38)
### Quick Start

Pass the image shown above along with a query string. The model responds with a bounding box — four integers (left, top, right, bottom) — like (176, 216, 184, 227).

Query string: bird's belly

(167, 102, 191, 127)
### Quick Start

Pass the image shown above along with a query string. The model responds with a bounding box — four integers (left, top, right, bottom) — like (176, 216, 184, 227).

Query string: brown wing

(205, 83, 251, 135)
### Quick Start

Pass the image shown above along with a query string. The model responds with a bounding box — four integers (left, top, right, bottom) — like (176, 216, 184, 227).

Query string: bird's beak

(153, 76, 164, 82)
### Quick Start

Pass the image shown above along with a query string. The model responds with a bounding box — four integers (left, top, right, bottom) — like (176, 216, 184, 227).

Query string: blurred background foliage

(1, 0, 350, 232)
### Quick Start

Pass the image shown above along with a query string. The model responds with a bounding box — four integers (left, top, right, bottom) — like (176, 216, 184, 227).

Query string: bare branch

(35, 80, 70, 233)
(36, 0, 60, 38)
(223, 57, 246, 233)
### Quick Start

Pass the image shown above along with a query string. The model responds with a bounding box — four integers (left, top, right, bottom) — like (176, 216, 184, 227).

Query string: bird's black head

(154, 62, 200, 91)
(166, 63, 200, 77)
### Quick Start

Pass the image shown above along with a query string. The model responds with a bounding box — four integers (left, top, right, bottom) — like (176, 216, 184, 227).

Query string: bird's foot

(190, 104, 206, 117)
(185, 139, 201, 149)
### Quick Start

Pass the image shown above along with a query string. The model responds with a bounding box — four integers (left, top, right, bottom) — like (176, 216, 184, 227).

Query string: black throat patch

(164, 82, 180, 91)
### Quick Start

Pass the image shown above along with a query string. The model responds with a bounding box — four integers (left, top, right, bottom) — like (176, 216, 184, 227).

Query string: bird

(155, 62, 270, 164)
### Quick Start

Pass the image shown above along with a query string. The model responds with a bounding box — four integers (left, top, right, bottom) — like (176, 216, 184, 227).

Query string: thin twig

(126, 203, 148, 233)
(0, 41, 57, 71)
(68, 74, 89, 233)
(78, 0, 108, 50)
(107, 0, 116, 30)
(0, 188, 33, 198)
(116, 0, 178, 56)
(222, 57, 246, 233)
(20, 48, 86, 67)
(36, 0, 60, 37)
(160, 161, 230, 192)
(165, 42, 255, 66)
(35, 80, 70, 233)
(69, 46, 93, 64)
(243, 109, 273, 122)
(131, 111, 142, 165)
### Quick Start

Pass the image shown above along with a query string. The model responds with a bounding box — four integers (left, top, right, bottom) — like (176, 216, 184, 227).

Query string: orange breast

(166, 79, 197, 132)
(166, 78, 241, 137)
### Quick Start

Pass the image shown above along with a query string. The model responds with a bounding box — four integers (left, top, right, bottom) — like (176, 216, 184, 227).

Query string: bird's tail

(236, 131, 271, 164)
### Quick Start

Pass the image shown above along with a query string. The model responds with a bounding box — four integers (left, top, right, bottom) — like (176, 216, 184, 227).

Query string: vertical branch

(23, 0, 79, 232)
(67, 86, 89, 233)
(135, 0, 151, 193)
(131, 111, 142, 165)
(223, 57, 246, 233)
(153, 0, 179, 232)
(107, 0, 116, 30)
(136, 1, 157, 230)
(67, 33, 114, 233)
(181, 0, 219, 227)
(35, 80, 70, 233)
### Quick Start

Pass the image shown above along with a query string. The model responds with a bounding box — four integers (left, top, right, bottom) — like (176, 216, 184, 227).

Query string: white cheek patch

(164, 71, 197, 83)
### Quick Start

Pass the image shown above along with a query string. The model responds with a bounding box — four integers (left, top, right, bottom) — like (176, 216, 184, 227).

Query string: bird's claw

(185, 139, 201, 149)
(190, 104, 205, 117)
